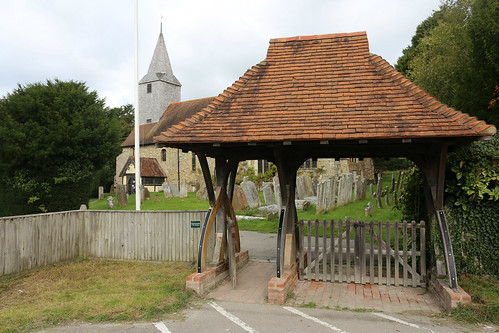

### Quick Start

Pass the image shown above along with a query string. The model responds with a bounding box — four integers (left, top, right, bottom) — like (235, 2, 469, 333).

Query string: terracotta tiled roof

(121, 97, 215, 147)
(154, 31, 496, 144)
(125, 156, 166, 178)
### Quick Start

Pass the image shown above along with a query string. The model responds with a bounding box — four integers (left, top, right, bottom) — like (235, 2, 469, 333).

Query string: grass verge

(450, 275, 499, 325)
(0, 259, 195, 333)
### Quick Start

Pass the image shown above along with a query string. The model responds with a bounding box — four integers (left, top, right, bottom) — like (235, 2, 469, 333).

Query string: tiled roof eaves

(155, 61, 266, 141)
(369, 54, 497, 137)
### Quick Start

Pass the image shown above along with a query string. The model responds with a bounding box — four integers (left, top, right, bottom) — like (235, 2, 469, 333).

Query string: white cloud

(0, 0, 441, 107)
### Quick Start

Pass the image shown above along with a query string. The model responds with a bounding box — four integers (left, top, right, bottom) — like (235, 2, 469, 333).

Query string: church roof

(154, 31, 496, 145)
(121, 96, 216, 147)
(139, 32, 181, 87)
(119, 156, 166, 178)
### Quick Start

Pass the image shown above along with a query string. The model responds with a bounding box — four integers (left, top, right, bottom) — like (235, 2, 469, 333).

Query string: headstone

(79, 204, 87, 210)
(258, 204, 279, 216)
(375, 173, 383, 209)
(295, 200, 311, 211)
(392, 191, 397, 205)
(163, 182, 173, 200)
(169, 183, 180, 197)
(143, 187, 151, 201)
(115, 184, 128, 207)
(232, 185, 248, 211)
(273, 176, 282, 208)
(354, 176, 367, 201)
(107, 196, 115, 209)
(98, 186, 104, 200)
(262, 182, 274, 205)
(302, 174, 315, 196)
(384, 194, 390, 206)
(295, 176, 307, 200)
(389, 173, 395, 193)
(155, 195, 161, 203)
(179, 182, 188, 198)
(316, 177, 337, 214)
(370, 183, 374, 197)
(196, 186, 212, 201)
(337, 173, 353, 207)
(240, 180, 261, 208)
(364, 202, 374, 217)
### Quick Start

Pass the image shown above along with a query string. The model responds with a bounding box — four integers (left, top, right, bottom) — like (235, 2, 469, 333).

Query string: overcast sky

(0, 0, 442, 108)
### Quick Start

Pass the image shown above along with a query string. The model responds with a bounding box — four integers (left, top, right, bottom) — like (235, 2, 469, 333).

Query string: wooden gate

(298, 218, 426, 287)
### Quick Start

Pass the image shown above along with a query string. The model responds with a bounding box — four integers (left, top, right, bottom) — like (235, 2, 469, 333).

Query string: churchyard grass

(450, 275, 499, 324)
(0, 259, 195, 333)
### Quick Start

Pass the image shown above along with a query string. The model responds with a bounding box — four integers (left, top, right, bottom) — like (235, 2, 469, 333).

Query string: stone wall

(115, 145, 214, 191)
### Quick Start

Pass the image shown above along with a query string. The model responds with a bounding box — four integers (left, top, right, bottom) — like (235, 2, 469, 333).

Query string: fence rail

(298, 219, 426, 287)
(0, 210, 206, 277)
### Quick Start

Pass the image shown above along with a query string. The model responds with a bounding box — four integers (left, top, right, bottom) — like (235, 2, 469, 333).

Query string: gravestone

(155, 195, 161, 203)
(241, 180, 261, 208)
(163, 182, 173, 200)
(302, 174, 315, 196)
(262, 182, 274, 205)
(295, 200, 311, 211)
(168, 183, 180, 197)
(179, 182, 188, 198)
(107, 196, 115, 209)
(337, 173, 353, 207)
(115, 184, 128, 207)
(232, 185, 248, 211)
(364, 201, 374, 217)
(79, 204, 87, 210)
(354, 176, 367, 201)
(316, 177, 337, 214)
(143, 188, 151, 201)
(295, 176, 307, 200)
(375, 173, 383, 209)
(98, 186, 104, 200)
(273, 176, 281, 208)
(389, 173, 395, 193)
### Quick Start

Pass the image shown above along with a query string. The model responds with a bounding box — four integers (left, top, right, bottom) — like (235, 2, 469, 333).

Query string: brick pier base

(267, 265, 298, 304)
(186, 250, 249, 295)
(430, 278, 471, 313)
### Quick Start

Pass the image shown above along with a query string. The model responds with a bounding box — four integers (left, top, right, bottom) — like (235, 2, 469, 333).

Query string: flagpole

(134, 0, 141, 211)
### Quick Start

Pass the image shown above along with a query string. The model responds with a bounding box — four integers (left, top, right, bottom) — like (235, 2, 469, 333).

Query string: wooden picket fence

(0, 210, 206, 277)
(298, 218, 426, 287)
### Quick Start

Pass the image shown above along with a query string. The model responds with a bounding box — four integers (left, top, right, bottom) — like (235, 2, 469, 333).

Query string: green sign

(190, 220, 201, 229)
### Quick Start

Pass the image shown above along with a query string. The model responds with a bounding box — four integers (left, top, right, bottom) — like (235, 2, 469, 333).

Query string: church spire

(138, 25, 181, 125)
(139, 28, 180, 87)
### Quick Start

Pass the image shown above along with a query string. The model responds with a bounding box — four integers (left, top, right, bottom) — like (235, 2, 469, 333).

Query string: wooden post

(414, 144, 458, 289)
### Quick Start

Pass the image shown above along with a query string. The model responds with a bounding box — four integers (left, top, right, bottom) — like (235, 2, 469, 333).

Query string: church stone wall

(115, 146, 214, 191)
(138, 81, 181, 124)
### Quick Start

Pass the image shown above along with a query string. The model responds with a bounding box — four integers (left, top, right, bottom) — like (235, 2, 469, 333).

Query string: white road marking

(372, 313, 435, 332)
(283, 306, 349, 333)
(209, 301, 257, 333)
(153, 321, 172, 333)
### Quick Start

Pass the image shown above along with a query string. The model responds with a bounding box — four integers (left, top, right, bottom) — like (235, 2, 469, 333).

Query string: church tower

(138, 29, 181, 124)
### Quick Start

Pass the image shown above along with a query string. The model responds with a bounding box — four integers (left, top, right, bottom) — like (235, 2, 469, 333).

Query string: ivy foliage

(447, 135, 499, 208)
(0, 80, 122, 216)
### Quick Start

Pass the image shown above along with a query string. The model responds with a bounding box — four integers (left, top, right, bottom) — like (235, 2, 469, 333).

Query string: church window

(161, 149, 166, 161)
(192, 152, 196, 171)
(147, 84, 152, 93)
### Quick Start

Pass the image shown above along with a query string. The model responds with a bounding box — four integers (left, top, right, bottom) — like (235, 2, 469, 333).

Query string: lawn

(91, 172, 404, 234)
(0, 259, 195, 333)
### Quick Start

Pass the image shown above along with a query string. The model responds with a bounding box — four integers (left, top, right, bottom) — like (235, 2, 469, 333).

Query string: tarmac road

(37, 300, 497, 333)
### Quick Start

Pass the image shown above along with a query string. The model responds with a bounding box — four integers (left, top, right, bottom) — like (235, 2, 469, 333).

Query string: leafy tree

(110, 103, 135, 140)
(0, 80, 122, 216)
(396, 0, 499, 127)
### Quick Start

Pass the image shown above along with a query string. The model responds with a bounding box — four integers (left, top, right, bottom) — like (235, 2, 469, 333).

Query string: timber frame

(160, 136, 480, 289)
(154, 32, 496, 292)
